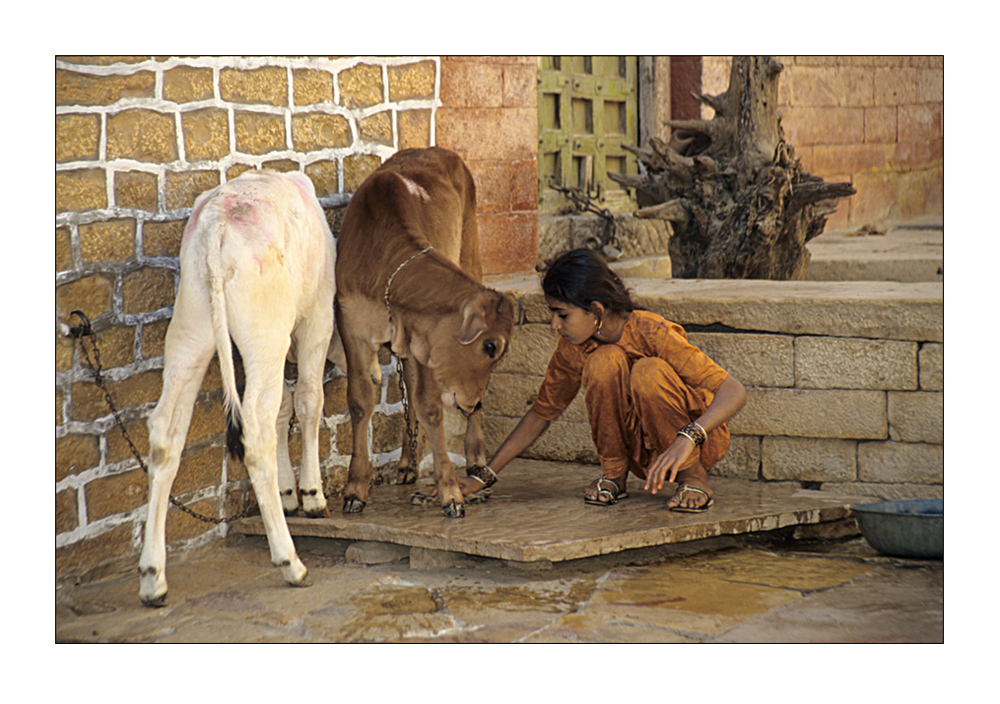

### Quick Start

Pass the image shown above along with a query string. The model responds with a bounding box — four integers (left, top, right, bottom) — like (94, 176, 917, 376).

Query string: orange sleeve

(531, 338, 584, 421)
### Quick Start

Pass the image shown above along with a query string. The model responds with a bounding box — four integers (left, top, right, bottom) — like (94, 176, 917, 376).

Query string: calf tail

(225, 389, 245, 462)
(205, 219, 245, 461)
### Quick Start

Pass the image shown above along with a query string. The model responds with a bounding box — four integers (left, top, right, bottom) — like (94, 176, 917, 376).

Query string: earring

(595, 317, 603, 335)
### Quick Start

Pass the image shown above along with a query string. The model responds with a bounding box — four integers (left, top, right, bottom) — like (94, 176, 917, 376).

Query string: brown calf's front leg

(342, 336, 379, 514)
(413, 362, 465, 518)
(463, 410, 487, 468)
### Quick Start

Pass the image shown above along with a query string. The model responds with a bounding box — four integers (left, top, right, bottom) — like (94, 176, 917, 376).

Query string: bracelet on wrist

(677, 422, 707, 447)
(466, 464, 498, 488)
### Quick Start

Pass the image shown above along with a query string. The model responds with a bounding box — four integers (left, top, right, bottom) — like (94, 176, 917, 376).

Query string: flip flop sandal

(668, 484, 714, 513)
(584, 477, 629, 506)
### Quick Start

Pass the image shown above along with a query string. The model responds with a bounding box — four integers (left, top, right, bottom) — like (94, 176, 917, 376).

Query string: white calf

(138, 170, 336, 606)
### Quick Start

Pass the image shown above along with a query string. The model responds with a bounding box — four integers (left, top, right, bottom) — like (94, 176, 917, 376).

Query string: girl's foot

(583, 476, 629, 505)
(667, 485, 714, 512)
(667, 464, 713, 511)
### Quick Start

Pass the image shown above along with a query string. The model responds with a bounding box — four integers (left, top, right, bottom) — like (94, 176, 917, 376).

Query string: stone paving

(55, 459, 943, 643)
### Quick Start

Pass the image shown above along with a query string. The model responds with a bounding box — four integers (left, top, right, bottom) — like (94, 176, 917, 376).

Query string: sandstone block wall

(485, 278, 943, 501)
(700, 56, 943, 230)
(437, 57, 539, 276)
(56, 55, 441, 581)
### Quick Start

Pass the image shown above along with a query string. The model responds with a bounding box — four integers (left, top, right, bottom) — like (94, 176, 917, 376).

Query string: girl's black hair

(541, 248, 640, 316)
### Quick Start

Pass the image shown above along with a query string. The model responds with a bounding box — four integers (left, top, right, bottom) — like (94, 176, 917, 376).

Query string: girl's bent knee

(629, 357, 672, 393)
(583, 344, 629, 386)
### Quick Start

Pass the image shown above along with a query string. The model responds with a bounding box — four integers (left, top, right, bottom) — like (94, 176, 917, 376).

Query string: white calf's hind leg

(292, 314, 332, 517)
(276, 379, 299, 514)
(139, 306, 215, 605)
(239, 353, 309, 587)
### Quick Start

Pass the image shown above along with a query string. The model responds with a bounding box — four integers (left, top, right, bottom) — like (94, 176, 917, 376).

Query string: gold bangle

(677, 422, 707, 447)
(466, 465, 498, 488)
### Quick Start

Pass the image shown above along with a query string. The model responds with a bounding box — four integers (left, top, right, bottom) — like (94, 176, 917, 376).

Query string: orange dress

(531, 310, 730, 480)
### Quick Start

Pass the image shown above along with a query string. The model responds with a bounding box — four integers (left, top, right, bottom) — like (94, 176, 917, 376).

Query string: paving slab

(231, 458, 866, 563)
(715, 562, 944, 643)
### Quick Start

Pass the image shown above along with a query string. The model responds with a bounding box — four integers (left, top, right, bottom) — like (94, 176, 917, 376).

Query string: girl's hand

(644, 436, 695, 495)
(457, 475, 488, 497)
(431, 475, 488, 500)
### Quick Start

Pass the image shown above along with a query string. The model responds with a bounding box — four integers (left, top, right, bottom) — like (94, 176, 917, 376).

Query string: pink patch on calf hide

(224, 197, 258, 226)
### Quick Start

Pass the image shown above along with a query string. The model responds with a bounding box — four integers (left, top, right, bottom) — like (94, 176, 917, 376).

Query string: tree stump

(610, 56, 856, 280)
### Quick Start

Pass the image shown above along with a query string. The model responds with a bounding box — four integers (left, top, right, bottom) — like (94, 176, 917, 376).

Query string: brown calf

(335, 148, 514, 518)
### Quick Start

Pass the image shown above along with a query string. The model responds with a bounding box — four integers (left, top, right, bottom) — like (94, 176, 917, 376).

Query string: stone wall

(485, 278, 943, 501)
(55, 55, 441, 580)
(700, 56, 943, 230)
(437, 57, 539, 276)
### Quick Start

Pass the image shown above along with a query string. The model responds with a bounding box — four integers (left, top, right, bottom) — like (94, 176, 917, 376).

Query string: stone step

(805, 220, 943, 283)
(232, 459, 865, 565)
(493, 276, 943, 343)
(526, 217, 944, 283)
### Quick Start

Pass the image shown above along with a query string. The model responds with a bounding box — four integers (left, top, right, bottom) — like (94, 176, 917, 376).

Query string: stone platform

(528, 216, 944, 284)
(231, 459, 865, 564)
(805, 219, 943, 283)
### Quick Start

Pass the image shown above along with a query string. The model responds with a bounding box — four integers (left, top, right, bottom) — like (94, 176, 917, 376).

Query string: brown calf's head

(422, 289, 514, 416)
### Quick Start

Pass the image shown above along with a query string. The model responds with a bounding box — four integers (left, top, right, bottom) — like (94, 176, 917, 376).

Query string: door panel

(537, 55, 638, 214)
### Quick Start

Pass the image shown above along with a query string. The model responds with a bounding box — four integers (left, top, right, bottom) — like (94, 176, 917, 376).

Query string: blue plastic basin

(850, 499, 943, 559)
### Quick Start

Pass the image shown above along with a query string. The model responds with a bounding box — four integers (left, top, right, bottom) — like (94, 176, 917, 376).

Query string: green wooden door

(538, 56, 638, 214)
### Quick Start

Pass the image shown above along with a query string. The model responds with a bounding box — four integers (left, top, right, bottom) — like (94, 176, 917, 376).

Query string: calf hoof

(281, 490, 299, 515)
(342, 497, 367, 514)
(398, 467, 418, 484)
(141, 592, 168, 608)
(292, 573, 313, 588)
(442, 501, 465, 519)
(301, 491, 329, 518)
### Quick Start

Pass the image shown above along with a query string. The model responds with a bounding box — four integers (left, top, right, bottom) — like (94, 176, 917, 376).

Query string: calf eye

(483, 340, 497, 358)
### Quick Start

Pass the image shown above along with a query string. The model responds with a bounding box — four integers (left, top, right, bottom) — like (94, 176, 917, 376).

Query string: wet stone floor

(55, 536, 943, 643)
(56, 461, 943, 643)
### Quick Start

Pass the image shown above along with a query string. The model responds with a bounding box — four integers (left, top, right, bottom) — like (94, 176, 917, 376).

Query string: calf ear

(456, 298, 487, 345)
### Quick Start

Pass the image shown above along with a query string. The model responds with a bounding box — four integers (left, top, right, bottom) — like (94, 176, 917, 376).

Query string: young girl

(462, 248, 747, 511)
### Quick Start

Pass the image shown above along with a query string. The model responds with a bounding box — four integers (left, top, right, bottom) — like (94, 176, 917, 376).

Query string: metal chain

(382, 250, 428, 484)
(395, 355, 420, 482)
(68, 311, 251, 525)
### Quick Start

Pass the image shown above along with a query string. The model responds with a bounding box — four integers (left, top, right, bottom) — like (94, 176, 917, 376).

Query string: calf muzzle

(457, 400, 483, 419)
